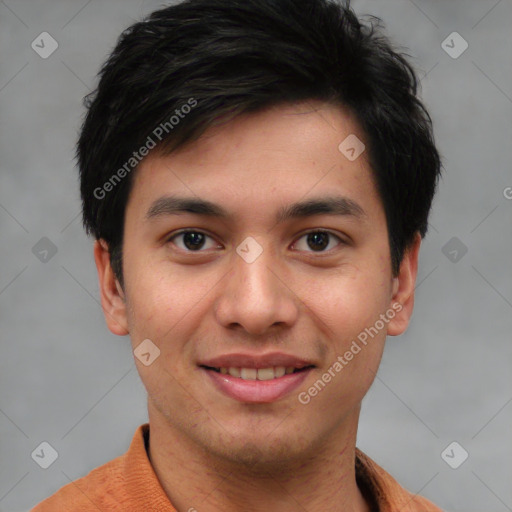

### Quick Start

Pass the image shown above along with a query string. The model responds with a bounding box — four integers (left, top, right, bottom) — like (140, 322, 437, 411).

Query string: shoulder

(31, 424, 174, 512)
(31, 452, 128, 511)
(30, 424, 155, 512)
(355, 448, 444, 512)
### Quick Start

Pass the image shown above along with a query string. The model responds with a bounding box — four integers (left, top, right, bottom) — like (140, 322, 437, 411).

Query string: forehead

(126, 101, 383, 225)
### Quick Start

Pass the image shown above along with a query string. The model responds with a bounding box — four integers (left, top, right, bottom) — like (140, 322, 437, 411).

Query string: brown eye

(168, 230, 218, 252)
(294, 231, 343, 253)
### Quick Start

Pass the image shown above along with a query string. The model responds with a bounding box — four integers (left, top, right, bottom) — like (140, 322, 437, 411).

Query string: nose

(214, 240, 299, 336)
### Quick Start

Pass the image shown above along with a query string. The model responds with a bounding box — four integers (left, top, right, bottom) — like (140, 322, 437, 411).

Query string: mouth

(199, 356, 315, 403)
(201, 365, 314, 380)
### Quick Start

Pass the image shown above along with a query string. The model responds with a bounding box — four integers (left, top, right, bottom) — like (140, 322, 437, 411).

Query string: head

(81, 0, 441, 468)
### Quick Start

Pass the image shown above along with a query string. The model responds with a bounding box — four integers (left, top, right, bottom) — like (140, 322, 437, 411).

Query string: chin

(217, 437, 311, 474)
(205, 421, 320, 472)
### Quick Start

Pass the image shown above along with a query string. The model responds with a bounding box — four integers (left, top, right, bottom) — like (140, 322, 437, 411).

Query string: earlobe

(386, 233, 421, 337)
(93, 239, 129, 336)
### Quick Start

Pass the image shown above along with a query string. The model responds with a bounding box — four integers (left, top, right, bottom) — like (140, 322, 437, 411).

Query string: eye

(167, 230, 219, 252)
(167, 229, 344, 253)
(293, 230, 344, 253)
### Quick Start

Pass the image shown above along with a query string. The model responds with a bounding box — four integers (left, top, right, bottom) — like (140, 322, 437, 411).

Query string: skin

(94, 101, 420, 512)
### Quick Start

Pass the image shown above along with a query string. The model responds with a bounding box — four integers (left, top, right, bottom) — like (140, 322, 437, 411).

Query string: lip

(198, 351, 315, 404)
(202, 366, 313, 403)
(199, 352, 315, 369)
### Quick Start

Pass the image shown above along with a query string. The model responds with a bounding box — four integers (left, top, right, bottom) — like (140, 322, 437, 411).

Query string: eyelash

(166, 229, 346, 254)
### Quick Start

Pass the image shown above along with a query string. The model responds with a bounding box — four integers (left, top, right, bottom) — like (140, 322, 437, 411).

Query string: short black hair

(78, 0, 442, 288)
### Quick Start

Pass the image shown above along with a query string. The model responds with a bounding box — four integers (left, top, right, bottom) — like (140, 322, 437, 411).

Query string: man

(32, 0, 443, 510)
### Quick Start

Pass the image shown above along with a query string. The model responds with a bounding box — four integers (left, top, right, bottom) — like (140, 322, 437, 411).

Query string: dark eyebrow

(275, 196, 365, 223)
(145, 195, 366, 223)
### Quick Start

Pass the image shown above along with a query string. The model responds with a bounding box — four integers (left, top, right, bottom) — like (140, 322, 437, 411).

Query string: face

(95, 101, 419, 469)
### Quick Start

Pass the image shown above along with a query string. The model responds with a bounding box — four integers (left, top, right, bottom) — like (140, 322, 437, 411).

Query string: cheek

(124, 260, 219, 374)
(304, 264, 392, 335)
(125, 256, 195, 330)
(300, 263, 391, 396)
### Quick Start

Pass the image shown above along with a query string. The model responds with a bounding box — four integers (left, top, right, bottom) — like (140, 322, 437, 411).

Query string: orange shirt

(31, 423, 442, 511)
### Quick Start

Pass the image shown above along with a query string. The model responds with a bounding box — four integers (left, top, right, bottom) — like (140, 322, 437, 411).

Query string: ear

(386, 232, 421, 336)
(93, 239, 129, 336)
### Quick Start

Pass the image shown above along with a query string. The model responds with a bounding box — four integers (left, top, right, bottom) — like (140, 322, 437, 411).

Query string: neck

(147, 402, 370, 512)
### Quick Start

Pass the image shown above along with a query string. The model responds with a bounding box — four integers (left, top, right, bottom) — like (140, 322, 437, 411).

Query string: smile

(200, 364, 314, 403)
(205, 366, 310, 380)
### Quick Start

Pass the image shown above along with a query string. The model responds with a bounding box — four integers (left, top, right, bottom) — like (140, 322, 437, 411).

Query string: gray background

(0, 0, 511, 511)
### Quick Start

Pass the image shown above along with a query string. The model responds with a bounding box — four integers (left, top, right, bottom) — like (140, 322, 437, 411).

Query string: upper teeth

(218, 367, 296, 380)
